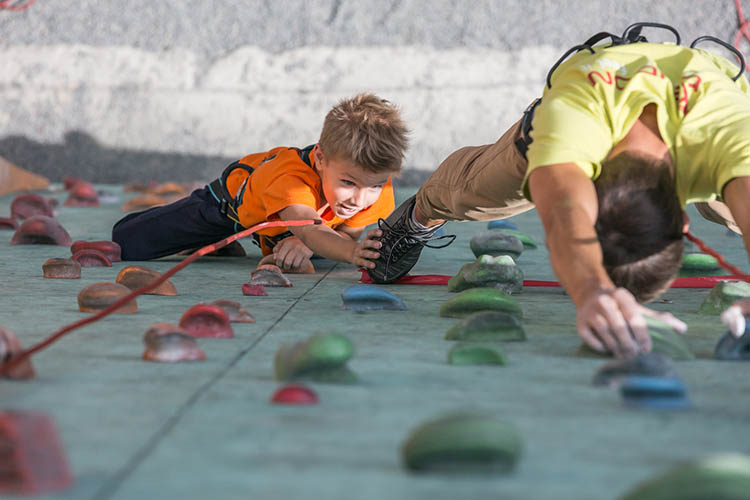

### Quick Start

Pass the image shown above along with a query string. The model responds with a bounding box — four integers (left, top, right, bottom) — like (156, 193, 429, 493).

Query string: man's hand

(721, 298, 750, 338)
(350, 228, 382, 269)
(273, 236, 313, 270)
(577, 287, 687, 358)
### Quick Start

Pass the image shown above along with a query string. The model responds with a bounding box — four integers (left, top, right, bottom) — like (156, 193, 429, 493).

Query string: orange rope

(0, 218, 320, 375)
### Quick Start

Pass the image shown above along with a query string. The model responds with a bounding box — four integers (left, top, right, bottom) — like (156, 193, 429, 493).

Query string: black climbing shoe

(368, 195, 456, 284)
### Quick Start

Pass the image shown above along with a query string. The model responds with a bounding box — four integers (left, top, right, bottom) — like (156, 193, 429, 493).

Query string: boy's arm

(528, 163, 685, 357)
(276, 204, 381, 268)
(335, 224, 364, 241)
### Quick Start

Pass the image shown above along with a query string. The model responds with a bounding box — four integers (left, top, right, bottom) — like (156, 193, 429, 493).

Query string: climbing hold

(9, 193, 54, 220)
(148, 182, 186, 196)
(469, 231, 523, 259)
(249, 264, 293, 287)
(0, 327, 36, 379)
(142, 322, 206, 362)
(210, 299, 255, 323)
(341, 285, 407, 311)
(699, 281, 750, 315)
(447, 343, 506, 365)
(496, 229, 538, 249)
(77, 282, 137, 313)
(71, 249, 113, 267)
(115, 265, 177, 295)
(0, 217, 18, 230)
(10, 216, 72, 246)
(714, 329, 750, 361)
(258, 254, 315, 273)
(447, 254, 524, 293)
(121, 194, 167, 212)
(270, 383, 319, 405)
(578, 317, 694, 361)
(619, 375, 690, 410)
(444, 311, 526, 342)
(487, 219, 519, 231)
(274, 332, 356, 383)
(63, 176, 83, 190)
(207, 240, 246, 257)
(401, 413, 522, 473)
(440, 288, 523, 319)
(242, 283, 268, 296)
(592, 353, 678, 387)
(42, 258, 81, 279)
(619, 453, 750, 500)
(681, 253, 720, 271)
(178, 304, 234, 338)
(70, 240, 122, 262)
(64, 180, 99, 207)
(0, 411, 74, 495)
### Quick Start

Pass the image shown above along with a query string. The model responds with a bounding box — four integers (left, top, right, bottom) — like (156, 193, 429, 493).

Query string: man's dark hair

(594, 153, 684, 303)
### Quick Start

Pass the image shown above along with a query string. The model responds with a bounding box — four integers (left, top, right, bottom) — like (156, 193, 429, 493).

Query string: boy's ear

(312, 144, 324, 169)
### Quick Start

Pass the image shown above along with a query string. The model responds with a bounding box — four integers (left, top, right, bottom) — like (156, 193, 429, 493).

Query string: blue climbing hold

(619, 375, 690, 410)
(487, 219, 519, 231)
(341, 285, 407, 311)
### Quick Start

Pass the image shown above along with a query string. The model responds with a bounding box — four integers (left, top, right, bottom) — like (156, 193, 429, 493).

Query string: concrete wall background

(0, 0, 745, 183)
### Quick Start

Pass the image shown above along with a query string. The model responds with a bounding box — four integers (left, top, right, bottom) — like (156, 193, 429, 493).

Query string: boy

(369, 29, 750, 358)
(113, 93, 408, 272)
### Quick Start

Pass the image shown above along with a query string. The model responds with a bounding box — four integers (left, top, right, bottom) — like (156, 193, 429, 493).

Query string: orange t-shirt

(223, 146, 394, 254)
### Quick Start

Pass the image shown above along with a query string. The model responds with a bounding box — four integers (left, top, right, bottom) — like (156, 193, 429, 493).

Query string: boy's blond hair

(319, 93, 409, 173)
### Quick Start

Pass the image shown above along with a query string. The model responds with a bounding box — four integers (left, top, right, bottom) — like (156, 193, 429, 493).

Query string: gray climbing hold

(444, 311, 526, 342)
(469, 231, 523, 259)
(619, 453, 750, 500)
(447, 344, 506, 365)
(342, 285, 407, 311)
(592, 353, 678, 387)
(698, 281, 750, 315)
(714, 329, 750, 361)
(440, 288, 523, 319)
(401, 413, 523, 473)
(495, 229, 538, 249)
(447, 255, 524, 294)
(274, 332, 357, 383)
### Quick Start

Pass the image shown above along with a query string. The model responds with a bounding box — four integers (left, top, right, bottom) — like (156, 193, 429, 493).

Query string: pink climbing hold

(70, 240, 122, 262)
(270, 384, 319, 405)
(178, 304, 235, 338)
(71, 249, 113, 267)
(10, 216, 72, 246)
(242, 283, 268, 296)
(10, 193, 54, 220)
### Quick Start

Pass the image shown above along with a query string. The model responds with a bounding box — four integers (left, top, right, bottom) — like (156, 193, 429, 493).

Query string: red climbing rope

(0, 218, 320, 375)
(735, 0, 750, 71)
(0, 0, 35, 11)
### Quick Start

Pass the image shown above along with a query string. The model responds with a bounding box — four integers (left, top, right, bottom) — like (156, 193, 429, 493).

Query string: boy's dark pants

(112, 186, 237, 261)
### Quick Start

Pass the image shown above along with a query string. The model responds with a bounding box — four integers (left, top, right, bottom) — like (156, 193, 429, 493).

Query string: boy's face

(313, 145, 391, 219)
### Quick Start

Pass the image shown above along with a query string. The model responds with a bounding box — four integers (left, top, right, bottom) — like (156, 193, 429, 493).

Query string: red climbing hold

(10, 216, 72, 246)
(64, 181, 99, 207)
(0, 411, 74, 495)
(0, 217, 18, 230)
(10, 193, 54, 220)
(0, 328, 35, 379)
(70, 240, 122, 262)
(270, 384, 319, 405)
(71, 249, 113, 267)
(242, 283, 268, 296)
(178, 304, 235, 338)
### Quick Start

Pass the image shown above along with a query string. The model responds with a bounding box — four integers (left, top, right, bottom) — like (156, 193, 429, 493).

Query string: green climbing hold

(274, 332, 357, 383)
(698, 281, 750, 315)
(444, 311, 526, 342)
(440, 288, 523, 319)
(402, 413, 523, 473)
(577, 316, 694, 361)
(681, 253, 720, 271)
(469, 231, 523, 259)
(447, 254, 524, 294)
(494, 229, 538, 249)
(619, 453, 750, 500)
(448, 344, 506, 365)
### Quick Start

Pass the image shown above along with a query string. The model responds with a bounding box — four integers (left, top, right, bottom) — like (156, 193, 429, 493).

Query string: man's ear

(682, 210, 690, 234)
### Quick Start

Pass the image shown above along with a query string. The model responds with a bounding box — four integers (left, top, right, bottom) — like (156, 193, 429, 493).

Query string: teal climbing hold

(342, 285, 407, 311)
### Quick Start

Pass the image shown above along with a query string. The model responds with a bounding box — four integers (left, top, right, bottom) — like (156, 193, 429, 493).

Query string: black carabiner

(621, 22, 681, 45)
(690, 35, 746, 82)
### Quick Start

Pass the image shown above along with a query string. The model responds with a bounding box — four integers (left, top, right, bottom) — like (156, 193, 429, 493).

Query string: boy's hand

(351, 228, 382, 269)
(577, 287, 687, 358)
(273, 236, 313, 270)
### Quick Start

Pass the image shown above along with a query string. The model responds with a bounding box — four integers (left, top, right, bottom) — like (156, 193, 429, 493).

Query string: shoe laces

(376, 217, 456, 262)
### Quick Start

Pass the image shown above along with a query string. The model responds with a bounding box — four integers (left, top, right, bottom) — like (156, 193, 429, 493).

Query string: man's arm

(276, 204, 381, 268)
(528, 163, 685, 357)
(716, 176, 750, 336)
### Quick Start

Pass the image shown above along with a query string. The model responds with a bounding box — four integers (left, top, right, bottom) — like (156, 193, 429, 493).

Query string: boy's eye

(342, 180, 356, 186)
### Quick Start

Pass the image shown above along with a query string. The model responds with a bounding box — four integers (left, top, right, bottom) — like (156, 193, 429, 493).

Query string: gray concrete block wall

(0, 0, 744, 183)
